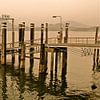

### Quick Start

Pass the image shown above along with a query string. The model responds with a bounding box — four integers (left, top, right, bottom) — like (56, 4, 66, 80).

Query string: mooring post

(1, 22, 7, 65)
(93, 27, 99, 70)
(12, 18, 15, 65)
(39, 24, 46, 74)
(18, 24, 23, 67)
(30, 23, 35, 73)
(50, 50, 54, 80)
(45, 23, 48, 71)
(20, 23, 25, 69)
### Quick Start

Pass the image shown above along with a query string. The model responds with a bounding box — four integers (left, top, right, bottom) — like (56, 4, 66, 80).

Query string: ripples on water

(1, 62, 100, 100)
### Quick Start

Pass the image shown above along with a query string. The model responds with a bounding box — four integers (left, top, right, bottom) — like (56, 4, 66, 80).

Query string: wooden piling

(62, 48, 67, 78)
(20, 23, 25, 69)
(50, 50, 54, 80)
(1, 22, 7, 65)
(39, 24, 46, 74)
(30, 23, 35, 73)
(18, 24, 23, 67)
(93, 27, 99, 70)
(61, 23, 69, 78)
(45, 23, 48, 71)
(12, 18, 15, 64)
(55, 49, 58, 79)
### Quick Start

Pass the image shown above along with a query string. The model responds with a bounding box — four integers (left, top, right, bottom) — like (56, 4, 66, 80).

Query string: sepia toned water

(0, 30, 100, 100)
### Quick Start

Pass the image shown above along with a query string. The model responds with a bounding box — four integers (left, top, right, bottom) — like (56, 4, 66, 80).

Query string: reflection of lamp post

(52, 16, 63, 43)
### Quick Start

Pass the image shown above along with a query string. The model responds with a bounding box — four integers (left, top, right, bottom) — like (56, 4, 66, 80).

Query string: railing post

(30, 23, 35, 73)
(1, 22, 7, 65)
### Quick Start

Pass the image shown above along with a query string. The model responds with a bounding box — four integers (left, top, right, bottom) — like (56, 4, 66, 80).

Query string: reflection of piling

(96, 49, 99, 67)
(12, 18, 15, 64)
(30, 23, 35, 72)
(39, 24, 46, 74)
(1, 22, 7, 65)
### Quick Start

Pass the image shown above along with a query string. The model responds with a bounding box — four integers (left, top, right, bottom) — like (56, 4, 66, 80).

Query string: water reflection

(0, 64, 90, 100)
(1, 66, 8, 100)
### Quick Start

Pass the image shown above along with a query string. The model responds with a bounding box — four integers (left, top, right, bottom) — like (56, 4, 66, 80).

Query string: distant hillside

(2, 21, 100, 32)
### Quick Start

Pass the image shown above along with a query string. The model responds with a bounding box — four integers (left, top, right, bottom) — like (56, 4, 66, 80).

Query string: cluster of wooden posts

(0, 22, 69, 79)
(93, 27, 100, 71)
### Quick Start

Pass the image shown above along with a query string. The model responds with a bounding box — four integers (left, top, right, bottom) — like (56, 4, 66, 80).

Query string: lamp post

(52, 16, 63, 43)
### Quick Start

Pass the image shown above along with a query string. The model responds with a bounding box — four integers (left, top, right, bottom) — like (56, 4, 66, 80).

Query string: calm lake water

(0, 30, 100, 100)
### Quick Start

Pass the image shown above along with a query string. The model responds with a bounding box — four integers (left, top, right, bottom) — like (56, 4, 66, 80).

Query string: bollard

(1, 22, 7, 65)
(30, 23, 35, 73)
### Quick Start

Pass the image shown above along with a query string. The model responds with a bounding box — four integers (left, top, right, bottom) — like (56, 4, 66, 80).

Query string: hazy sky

(0, 0, 100, 26)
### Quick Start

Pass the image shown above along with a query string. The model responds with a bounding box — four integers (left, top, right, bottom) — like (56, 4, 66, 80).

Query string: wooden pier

(0, 21, 100, 79)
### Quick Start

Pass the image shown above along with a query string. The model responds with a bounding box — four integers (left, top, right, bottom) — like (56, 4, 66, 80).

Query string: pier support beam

(30, 23, 35, 73)
(1, 22, 7, 65)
